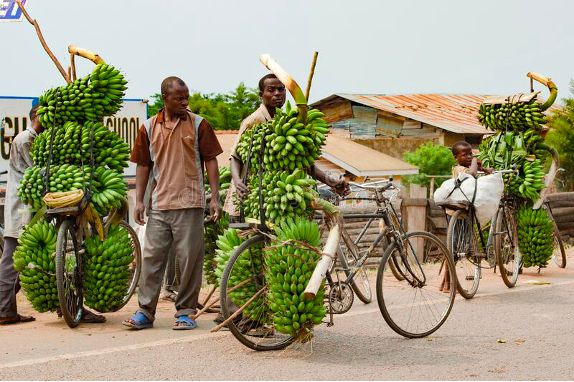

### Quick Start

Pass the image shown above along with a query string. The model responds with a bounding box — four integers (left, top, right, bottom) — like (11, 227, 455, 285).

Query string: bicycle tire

(494, 207, 520, 288)
(376, 231, 456, 338)
(446, 210, 481, 299)
(338, 242, 372, 304)
(220, 234, 295, 351)
(551, 219, 566, 268)
(55, 219, 83, 328)
(109, 221, 142, 311)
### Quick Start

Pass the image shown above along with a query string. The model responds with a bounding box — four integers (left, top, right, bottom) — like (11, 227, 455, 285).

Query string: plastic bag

(433, 173, 504, 225)
(134, 223, 146, 252)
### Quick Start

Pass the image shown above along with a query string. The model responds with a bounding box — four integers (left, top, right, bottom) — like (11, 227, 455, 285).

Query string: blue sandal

(173, 315, 197, 330)
(122, 311, 153, 330)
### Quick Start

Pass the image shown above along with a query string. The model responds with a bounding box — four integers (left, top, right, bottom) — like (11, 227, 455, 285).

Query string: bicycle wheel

(376, 231, 456, 338)
(109, 221, 142, 311)
(494, 207, 520, 288)
(446, 210, 481, 299)
(55, 219, 83, 328)
(551, 220, 566, 268)
(337, 241, 372, 304)
(220, 234, 295, 351)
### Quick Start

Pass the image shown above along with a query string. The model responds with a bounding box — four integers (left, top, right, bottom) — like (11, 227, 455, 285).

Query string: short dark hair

(258, 74, 278, 92)
(29, 104, 40, 121)
(161, 76, 187, 95)
(451, 141, 471, 156)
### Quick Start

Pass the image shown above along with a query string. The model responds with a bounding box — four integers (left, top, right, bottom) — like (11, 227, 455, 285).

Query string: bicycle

(219, 180, 456, 351)
(440, 169, 521, 299)
(539, 167, 567, 269)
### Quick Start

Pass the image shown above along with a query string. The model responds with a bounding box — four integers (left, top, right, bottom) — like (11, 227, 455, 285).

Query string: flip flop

(0, 314, 36, 325)
(81, 309, 106, 324)
(173, 315, 197, 330)
(122, 311, 153, 330)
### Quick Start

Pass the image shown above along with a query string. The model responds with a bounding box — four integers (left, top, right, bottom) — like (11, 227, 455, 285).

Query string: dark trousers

(0, 237, 20, 319)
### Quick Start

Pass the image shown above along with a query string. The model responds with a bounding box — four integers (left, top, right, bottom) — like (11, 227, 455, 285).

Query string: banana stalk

(527, 72, 558, 111)
(304, 197, 342, 299)
(260, 54, 308, 123)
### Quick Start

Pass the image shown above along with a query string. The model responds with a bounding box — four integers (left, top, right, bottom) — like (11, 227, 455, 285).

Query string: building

(311, 93, 492, 159)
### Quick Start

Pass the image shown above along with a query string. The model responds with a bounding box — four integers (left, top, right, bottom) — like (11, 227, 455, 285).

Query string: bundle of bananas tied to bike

(31, 121, 130, 172)
(83, 224, 135, 312)
(214, 229, 267, 320)
(36, 63, 127, 126)
(517, 207, 554, 268)
(477, 72, 559, 270)
(265, 218, 326, 340)
(12, 221, 59, 312)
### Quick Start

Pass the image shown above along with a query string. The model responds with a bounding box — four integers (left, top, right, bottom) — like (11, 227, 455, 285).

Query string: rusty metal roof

(315, 94, 493, 135)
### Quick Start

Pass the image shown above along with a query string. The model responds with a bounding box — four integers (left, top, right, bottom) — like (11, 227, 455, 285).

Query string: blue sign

(0, 0, 27, 21)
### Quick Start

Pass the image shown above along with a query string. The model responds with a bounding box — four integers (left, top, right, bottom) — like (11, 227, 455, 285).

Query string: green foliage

(546, 81, 574, 191)
(402, 142, 456, 188)
(147, 83, 260, 130)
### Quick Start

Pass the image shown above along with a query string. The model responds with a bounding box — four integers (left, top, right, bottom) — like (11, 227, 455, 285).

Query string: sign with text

(0, 0, 27, 22)
(0, 97, 147, 176)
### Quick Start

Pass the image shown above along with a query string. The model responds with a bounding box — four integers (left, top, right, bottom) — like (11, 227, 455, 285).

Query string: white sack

(134, 223, 146, 252)
(433, 173, 504, 225)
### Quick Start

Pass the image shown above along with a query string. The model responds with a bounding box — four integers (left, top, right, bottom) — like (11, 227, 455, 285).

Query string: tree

(147, 83, 260, 130)
(402, 142, 456, 189)
(546, 81, 574, 191)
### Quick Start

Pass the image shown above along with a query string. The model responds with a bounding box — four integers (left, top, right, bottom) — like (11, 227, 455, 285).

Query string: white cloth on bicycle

(433, 172, 503, 226)
(4, 128, 36, 238)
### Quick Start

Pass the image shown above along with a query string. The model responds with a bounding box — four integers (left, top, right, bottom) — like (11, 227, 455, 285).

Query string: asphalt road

(1, 251, 574, 380)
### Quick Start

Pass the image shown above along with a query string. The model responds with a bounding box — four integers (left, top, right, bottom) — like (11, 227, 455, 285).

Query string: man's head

(451, 141, 473, 167)
(29, 104, 43, 133)
(161, 76, 189, 118)
(258, 74, 286, 110)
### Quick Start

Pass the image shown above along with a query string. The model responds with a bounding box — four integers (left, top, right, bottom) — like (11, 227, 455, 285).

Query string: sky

(1, 0, 574, 104)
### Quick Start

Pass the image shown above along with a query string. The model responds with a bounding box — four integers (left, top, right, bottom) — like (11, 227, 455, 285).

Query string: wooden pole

(305, 51, 319, 101)
(70, 53, 77, 82)
(15, 0, 71, 83)
(210, 286, 267, 333)
(68, 45, 105, 65)
(201, 285, 217, 307)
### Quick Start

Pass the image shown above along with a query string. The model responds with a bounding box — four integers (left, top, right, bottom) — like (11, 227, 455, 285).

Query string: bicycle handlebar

(349, 179, 395, 191)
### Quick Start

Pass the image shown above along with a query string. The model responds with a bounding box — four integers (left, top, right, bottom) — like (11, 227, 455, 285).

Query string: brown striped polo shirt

(130, 109, 222, 210)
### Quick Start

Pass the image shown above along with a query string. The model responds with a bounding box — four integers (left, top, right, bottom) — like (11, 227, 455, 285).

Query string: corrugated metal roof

(315, 94, 493, 135)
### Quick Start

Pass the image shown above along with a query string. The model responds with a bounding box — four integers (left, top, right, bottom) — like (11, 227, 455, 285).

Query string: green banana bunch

(90, 167, 128, 214)
(516, 159, 545, 201)
(266, 218, 326, 339)
(31, 121, 130, 172)
(83, 224, 135, 312)
(36, 63, 127, 126)
(204, 166, 232, 203)
(18, 164, 88, 210)
(242, 168, 317, 224)
(517, 207, 554, 268)
(214, 229, 267, 320)
(264, 103, 329, 171)
(13, 220, 59, 313)
(478, 100, 547, 131)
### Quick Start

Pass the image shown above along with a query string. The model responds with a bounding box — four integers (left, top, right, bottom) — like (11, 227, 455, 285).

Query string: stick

(305, 51, 319, 101)
(201, 285, 217, 307)
(15, 0, 70, 83)
(70, 53, 77, 81)
(210, 286, 267, 333)
(192, 296, 220, 320)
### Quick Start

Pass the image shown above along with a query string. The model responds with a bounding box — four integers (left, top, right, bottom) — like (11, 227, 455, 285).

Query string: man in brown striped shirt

(124, 76, 222, 330)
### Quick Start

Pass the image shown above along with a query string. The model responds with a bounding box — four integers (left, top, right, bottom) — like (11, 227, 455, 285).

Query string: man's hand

(233, 177, 249, 199)
(134, 202, 145, 226)
(209, 198, 222, 222)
